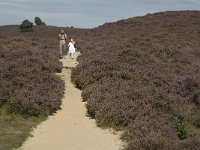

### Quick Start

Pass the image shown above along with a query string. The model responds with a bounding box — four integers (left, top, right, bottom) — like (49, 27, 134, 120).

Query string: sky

(0, 0, 199, 28)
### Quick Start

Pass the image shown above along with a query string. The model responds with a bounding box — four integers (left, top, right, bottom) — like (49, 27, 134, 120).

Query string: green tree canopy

(35, 17, 46, 26)
(19, 19, 33, 32)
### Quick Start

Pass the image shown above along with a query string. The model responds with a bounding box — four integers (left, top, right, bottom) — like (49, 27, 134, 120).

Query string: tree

(20, 19, 33, 32)
(35, 17, 46, 26)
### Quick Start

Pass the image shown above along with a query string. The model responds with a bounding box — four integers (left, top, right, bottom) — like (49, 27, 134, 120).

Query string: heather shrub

(0, 78, 8, 106)
(20, 19, 33, 32)
(0, 26, 66, 116)
(72, 11, 200, 149)
(1, 50, 64, 115)
(7, 74, 64, 116)
(126, 131, 179, 150)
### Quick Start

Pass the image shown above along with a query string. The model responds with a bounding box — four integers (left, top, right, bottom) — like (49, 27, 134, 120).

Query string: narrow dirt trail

(20, 52, 123, 150)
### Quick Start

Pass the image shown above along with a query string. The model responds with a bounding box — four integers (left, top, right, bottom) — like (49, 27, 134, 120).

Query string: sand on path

(20, 52, 123, 150)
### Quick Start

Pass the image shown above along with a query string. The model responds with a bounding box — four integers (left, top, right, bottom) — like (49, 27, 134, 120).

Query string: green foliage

(34, 17, 46, 26)
(19, 19, 33, 32)
(176, 119, 188, 140)
(0, 106, 47, 150)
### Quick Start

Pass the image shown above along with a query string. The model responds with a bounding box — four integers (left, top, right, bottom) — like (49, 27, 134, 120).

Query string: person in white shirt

(68, 38, 76, 59)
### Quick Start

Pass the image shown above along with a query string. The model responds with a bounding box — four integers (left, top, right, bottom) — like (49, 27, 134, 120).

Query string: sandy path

(20, 53, 123, 150)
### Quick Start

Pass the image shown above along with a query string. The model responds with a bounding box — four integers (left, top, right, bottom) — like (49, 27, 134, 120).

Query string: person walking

(59, 29, 67, 59)
(68, 38, 76, 59)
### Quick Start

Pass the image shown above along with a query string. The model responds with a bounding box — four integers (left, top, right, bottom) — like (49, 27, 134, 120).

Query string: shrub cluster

(72, 11, 200, 149)
(20, 19, 33, 32)
(19, 17, 46, 32)
(0, 29, 64, 116)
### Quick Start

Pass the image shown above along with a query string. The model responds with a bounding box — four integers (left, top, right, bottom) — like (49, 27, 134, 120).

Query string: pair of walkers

(59, 29, 76, 59)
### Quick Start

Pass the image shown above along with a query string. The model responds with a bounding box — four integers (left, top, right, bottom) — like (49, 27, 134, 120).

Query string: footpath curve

(20, 52, 123, 150)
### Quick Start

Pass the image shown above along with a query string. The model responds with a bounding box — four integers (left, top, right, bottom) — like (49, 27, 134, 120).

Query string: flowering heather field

(0, 25, 87, 112)
(0, 25, 87, 116)
(72, 11, 200, 149)
(0, 25, 69, 116)
(0, 25, 87, 149)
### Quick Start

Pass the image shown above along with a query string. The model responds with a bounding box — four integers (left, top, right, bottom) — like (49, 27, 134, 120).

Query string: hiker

(68, 38, 76, 59)
(59, 29, 67, 59)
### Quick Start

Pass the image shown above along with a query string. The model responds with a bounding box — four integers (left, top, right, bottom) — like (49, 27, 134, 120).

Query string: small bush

(176, 119, 188, 140)
(20, 19, 33, 32)
(34, 17, 46, 26)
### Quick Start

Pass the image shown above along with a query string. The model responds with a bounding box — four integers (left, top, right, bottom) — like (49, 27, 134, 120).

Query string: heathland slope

(72, 11, 200, 149)
(0, 25, 86, 149)
(0, 10, 200, 150)
(0, 25, 87, 115)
